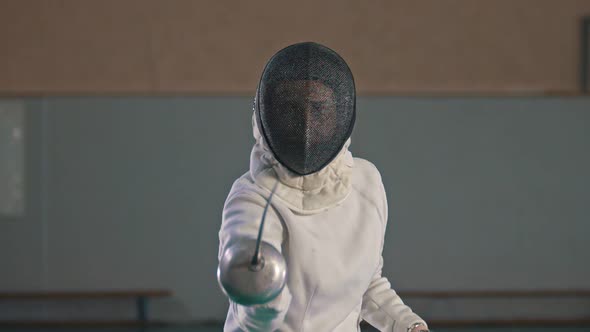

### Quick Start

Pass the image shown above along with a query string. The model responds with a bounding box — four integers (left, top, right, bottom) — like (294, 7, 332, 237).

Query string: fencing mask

(255, 42, 356, 176)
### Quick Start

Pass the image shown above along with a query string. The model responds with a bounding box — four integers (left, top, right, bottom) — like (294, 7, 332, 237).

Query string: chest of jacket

(277, 191, 382, 326)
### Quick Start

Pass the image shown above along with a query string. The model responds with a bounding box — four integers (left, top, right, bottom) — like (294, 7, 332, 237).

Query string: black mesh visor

(256, 42, 356, 176)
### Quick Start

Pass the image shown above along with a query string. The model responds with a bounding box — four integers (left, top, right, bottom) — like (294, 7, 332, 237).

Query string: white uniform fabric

(218, 114, 427, 332)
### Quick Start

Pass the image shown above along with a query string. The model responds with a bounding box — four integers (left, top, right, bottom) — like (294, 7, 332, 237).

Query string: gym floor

(2, 327, 590, 332)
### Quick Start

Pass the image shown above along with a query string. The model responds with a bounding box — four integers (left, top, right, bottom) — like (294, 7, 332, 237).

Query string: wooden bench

(397, 289, 590, 298)
(395, 289, 590, 327)
(0, 289, 172, 327)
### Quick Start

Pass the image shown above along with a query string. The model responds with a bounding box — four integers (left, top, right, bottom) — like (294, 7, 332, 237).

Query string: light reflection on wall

(0, 101, 25, 218)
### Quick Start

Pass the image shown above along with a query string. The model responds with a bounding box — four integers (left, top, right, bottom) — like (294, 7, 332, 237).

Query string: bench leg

(136, 296, 148, 324)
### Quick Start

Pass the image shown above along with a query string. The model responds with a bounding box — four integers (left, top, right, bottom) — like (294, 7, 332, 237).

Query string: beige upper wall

(1, 0, 589, 95)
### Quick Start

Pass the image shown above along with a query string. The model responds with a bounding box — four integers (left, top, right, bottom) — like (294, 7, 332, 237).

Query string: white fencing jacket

(218, 114, 427, 332)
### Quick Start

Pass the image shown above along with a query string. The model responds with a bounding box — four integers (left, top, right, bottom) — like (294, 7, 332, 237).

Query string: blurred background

(0, 1, 589, 331)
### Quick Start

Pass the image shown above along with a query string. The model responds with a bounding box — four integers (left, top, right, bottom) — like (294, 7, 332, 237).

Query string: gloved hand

(409, 322, 429, 332)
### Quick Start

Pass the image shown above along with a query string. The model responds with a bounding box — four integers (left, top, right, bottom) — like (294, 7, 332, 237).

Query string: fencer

(218, 42, 429, 332)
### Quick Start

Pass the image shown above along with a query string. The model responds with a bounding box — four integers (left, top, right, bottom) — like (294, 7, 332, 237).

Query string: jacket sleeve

(360, 179, 427, 332)
(218, 189, 292, 331)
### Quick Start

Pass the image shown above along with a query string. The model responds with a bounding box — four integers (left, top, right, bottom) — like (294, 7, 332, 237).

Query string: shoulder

(351, 157, 384, 197)
(221, 172, 283, 232)
(351, 157, 387, 221)
(224, 172, 267, 206)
